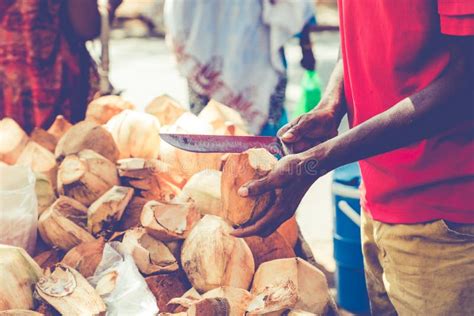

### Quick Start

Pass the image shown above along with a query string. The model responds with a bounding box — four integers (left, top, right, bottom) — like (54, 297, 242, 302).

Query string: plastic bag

(0, 165, 37, 255)
(88, 242, 159, 316)
(292, 70, 322, 119)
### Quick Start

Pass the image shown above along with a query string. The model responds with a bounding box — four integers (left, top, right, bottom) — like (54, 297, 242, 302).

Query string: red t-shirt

(338, 0, 474, 223)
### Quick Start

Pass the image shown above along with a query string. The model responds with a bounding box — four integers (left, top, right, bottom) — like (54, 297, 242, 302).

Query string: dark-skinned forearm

(317, 57, 347, 122)
(303, 43, 473, 173)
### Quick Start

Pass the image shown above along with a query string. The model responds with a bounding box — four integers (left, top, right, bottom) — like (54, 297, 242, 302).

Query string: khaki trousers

(361, 211, 474, 316)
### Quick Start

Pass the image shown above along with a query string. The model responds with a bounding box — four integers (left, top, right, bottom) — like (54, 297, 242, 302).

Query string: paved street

(106, 31, 343, 272)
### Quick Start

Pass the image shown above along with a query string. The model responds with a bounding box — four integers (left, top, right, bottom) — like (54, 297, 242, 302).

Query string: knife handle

(272, 137, 294, 158)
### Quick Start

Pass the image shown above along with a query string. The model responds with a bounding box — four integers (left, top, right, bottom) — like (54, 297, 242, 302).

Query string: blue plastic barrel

(332, 163, 370, 313)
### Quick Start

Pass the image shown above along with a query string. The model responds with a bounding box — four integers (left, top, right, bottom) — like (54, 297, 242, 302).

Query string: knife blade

(160, 133, 285, 156)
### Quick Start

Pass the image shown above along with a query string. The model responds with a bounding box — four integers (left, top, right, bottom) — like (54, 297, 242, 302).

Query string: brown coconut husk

(202, 286, 254, 316)
(47, 115, 72, 141)
(277, 216, 299, 248)
(117, 158, 186, 202)
(0, 310, 44, 316)
(141, 200, 201, 242)
(221, 148, 277, 226)
(121, 227, 179, 275)
(118, 196, 149, 230)
(244, 231, 296, 268)
(61, 239, 105, 278)
(87, 185, 134, 237)
(57, 149, 120, 207)
(34, 249, 65, 269)
(30, 128, 57, 153)
(247, 258, 334, 315)
(35, 264, 106, 316)
(145, 272, 190, 312)
(55, 120, 119, 162)
(0, 245, 42, 311)
(38, 196, 95, 251)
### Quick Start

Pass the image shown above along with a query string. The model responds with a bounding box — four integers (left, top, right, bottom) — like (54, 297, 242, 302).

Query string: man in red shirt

(233, 0, 473, 314)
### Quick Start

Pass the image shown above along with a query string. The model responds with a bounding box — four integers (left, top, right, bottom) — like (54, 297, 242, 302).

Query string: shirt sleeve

(438, 0, 474, 35)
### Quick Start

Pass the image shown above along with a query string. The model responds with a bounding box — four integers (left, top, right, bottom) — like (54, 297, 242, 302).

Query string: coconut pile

(0, 95, 336, 316)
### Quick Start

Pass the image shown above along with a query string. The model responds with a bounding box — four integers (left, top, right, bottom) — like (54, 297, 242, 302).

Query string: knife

(160, 133, 290, 157)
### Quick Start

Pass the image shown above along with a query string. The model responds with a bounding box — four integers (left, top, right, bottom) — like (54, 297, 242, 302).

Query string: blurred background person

(165, 0, 315, 135)
(0, 0, 121, 132)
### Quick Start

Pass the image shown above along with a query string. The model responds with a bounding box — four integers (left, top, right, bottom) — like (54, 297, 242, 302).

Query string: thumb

(238, 176, 274, 197)
(280, 118, 310, 143)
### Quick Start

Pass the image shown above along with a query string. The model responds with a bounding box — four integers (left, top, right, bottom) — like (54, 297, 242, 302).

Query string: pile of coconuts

(0, 95, 337, 316)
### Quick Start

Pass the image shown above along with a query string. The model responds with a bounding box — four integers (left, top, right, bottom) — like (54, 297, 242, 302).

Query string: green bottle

(293, 70, 322, 119)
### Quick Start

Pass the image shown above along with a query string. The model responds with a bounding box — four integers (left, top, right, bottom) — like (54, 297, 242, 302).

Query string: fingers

(278, 116, 304, 143)
(238, 176, 274, 197)
(231, 210, 290, 238)
(231, 221, 271, 238)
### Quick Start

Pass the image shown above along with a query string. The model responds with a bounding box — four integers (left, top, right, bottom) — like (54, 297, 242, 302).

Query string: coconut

(175, 170, 223, 217)
(167, 297, 231, 316)
(0, 245, 42, 311)
(87, 185, 134, 237)
(286, 310, 319, 315)
(145, 272, 190, 312)
(198, 99, 248, 134)
(159, 113, 223, 178)
(34, 172, 56, 215)
(47, 115, 72, 141)
(105, 109, 161, 159)
(187, 298, 231, 316)
(118, 196, 148, 230)
(117, 158, 186, 201)
(35, 264, 106, 316)
(16, 141, 57, 187)
(181, 215, 255, 293)
(168, 287, 203, 313)
(145, 94, 187, 126)
(34, 249, 64, 269)
(55, 120, 119, 162)
(57, 149, 120, 206)
(202, 287, 253, 316)
(0, 118, 29, 164)
(121, 227, 179, 275)
(38, 196, 95, 251)
(278, 216, 299, 248)
(0, 310, 43, 316)
(141, 200, 201, 241)
(244, 231, 295, 268)
(85, 95, 135, 124)
(61, 239, 105, 278)
(247, 258, 332, 315)
(30, 128, 57, 153)
(168, 287, 202, 313)
(221, 148, 277, 226)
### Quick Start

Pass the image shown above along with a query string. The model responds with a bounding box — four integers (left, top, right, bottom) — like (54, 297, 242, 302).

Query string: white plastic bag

(0, 165, 38, 255)
(88, 242, 159, 316)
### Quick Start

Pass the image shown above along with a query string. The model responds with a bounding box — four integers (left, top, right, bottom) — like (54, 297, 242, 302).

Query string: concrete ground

(105, 31, 362, 314)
